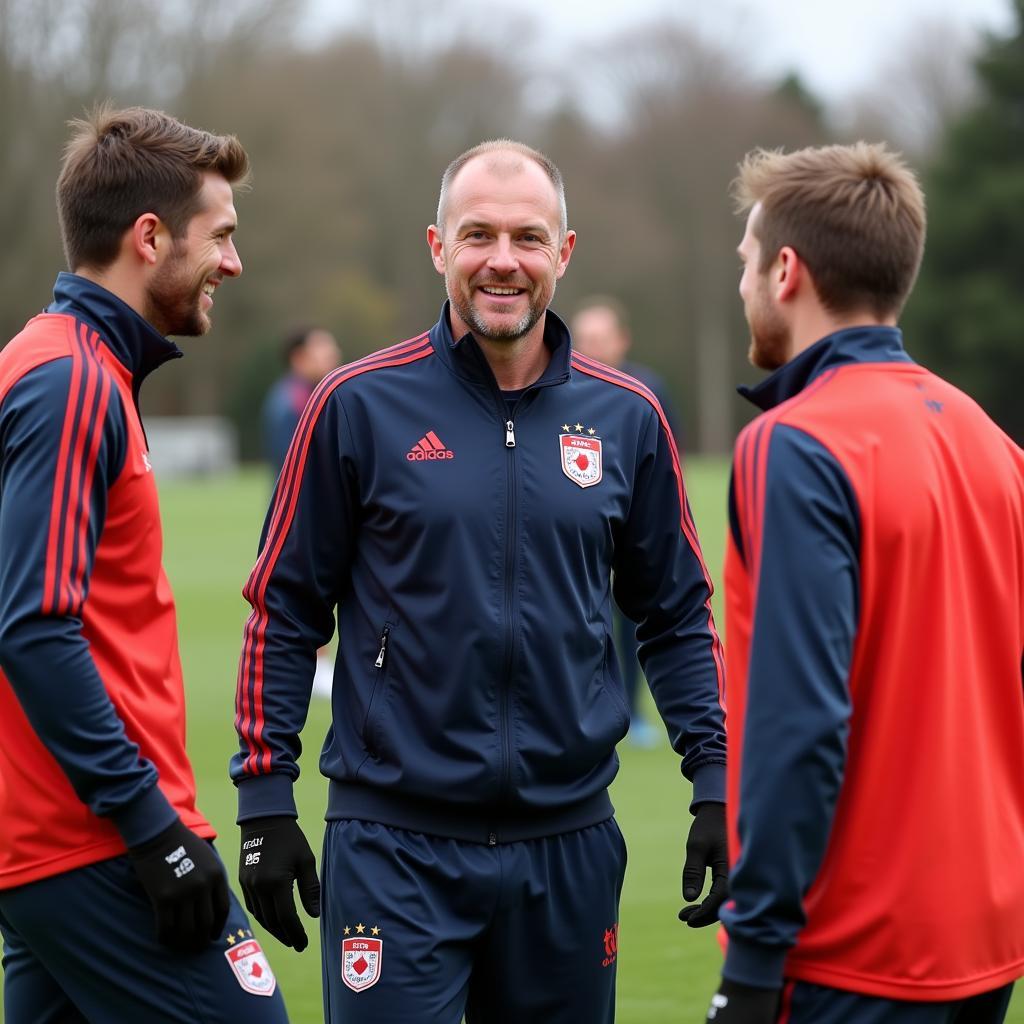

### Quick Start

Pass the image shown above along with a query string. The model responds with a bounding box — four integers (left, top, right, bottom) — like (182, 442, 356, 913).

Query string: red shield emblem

(560, 434, 603, 488)
(225, 939, 277, 997)
(342, 936, 383, 992)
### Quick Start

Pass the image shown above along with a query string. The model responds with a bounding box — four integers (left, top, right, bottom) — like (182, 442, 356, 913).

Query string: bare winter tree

(843, 16, 981, 158)
(548, 18, 827, 452)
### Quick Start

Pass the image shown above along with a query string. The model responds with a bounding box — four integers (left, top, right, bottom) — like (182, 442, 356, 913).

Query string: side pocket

(599, 633, 630, 729)
(361, 622, 394, 757)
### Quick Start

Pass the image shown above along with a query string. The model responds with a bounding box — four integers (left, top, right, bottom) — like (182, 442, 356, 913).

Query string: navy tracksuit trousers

(320, 817, 628, 1023)
(0, 848, 288, 1023)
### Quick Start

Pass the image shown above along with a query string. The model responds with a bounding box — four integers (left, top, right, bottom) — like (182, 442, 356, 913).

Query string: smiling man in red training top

(0, 106, 289, 1023)
(705, 143, 1024, 1024)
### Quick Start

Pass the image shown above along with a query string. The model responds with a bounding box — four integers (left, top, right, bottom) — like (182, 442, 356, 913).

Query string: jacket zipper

(488, 364, 569, 809)
(496, 396, 528, 805)
(374, 625, 391, 670)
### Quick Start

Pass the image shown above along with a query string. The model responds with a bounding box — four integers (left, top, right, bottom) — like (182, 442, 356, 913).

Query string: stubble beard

(145, 247, 210, 338)
(448, 276, 554, 343)
(746, 292, 790, 371)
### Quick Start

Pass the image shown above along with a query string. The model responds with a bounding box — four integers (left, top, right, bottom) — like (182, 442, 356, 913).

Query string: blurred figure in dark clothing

(572, 297, 683, 748)
(262, 326, 341, 479)
(262, 325, 341, 697)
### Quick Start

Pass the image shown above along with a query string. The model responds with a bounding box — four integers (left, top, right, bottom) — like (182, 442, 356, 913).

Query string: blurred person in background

(572, 296, 684, 749)
(707, 142, 1024, 1023)
(232, 138, 728, 1023)
(262, 325, 342, 480)
(262, 325, 342, 699)
(0, 106, 289, 1022)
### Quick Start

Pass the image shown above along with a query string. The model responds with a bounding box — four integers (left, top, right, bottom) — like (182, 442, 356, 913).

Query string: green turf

(3, 460, 1021, 1022)
(162, 463, 729, 1022)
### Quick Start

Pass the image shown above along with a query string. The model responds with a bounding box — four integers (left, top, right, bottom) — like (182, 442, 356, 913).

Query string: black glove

(128, 817, 230, 953)
(238, 815, 320, 951)
(678, 801, 728, 927)
(705, 979, 781, 1022)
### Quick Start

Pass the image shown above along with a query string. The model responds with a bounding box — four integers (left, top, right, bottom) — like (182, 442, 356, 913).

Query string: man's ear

(131, 212, 164, 267)
(427, 224, 445, 275)
(554, 229, 576, 280)
(774, 245, 802, 303)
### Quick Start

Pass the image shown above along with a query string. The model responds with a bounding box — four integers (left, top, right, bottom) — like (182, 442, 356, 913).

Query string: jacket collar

(428, 300, 573, 391)
(48, 272, 183, 387)
(739, 325, 912, 412)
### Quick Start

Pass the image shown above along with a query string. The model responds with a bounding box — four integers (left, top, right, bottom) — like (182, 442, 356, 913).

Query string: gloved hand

(128, 817, 229, 953)
(705, 979, 781, 1022)
(678, 801, 728, 927)
(238, 815, 320, 951)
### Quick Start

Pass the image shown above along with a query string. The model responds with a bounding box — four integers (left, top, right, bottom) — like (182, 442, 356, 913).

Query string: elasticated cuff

(722, 934, 788, 989)
(108, 783, 178, 848)
(689, 761, 726, 809)
(236, 773, 298, 823)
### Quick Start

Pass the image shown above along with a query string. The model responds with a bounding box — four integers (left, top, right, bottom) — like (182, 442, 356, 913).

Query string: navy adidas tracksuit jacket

(232, 304, 725, 840)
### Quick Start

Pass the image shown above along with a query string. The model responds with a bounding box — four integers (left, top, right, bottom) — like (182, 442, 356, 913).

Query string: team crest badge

(560, 432, 602, 488)
(342, 936, 383, 992)
(225, 939, 277, 997)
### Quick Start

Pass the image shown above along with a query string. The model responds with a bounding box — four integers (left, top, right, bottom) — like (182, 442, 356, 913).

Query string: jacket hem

(0, 817, 216, 891)
(327, 781, 614, 843)
(784, 956, 1024, 1002)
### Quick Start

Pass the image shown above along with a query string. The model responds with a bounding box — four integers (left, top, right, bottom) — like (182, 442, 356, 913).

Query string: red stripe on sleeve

(572, 353, 711, 550)
(246, 335, 432, 608)
(740, 369, 837, 590)
(736, 419, 768, 581)
(237, 337, 434, 776)
(54, 328, 100, 615)
(749, 420, 773, 589)
(67, 334, 112, 614)
(42, 346, 83, 615)
(572, 355, 727, 699)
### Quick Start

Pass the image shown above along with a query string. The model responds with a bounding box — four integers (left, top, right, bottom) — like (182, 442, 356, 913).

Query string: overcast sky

(302, 0, 1014, 103)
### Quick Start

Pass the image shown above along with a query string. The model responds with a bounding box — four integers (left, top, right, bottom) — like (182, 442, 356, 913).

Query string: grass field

(3, 458, 1020, 1022)
(166, 460, 732, 1023)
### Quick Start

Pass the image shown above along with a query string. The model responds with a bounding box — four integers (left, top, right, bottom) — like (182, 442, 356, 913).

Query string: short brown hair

(733, 142, 926, 319)
(436, 138, 567, 239)
(57, 104, 250, 272)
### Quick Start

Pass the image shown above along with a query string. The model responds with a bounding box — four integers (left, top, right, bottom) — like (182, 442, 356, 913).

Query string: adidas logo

(406, 431, 455, 461)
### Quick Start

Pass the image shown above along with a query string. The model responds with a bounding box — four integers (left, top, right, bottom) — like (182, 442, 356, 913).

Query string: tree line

(2, 0, 1020, 453)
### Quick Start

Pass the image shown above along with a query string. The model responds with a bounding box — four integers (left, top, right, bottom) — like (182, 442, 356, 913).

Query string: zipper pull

(374, 627, 390, 669)
(505, 420, 516, 448)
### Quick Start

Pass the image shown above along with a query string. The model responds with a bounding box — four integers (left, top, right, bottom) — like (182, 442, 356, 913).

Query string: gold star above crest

(371, 925, 381, 936)
(226, 933, 236, 945)
(236, 930, 246, 941)
(588, 427, 596, 435)
(356, 923, 366, 934)
(343, 926, 351, 936)
(562, 423, 571, 432)
(574, 422, 584, 432)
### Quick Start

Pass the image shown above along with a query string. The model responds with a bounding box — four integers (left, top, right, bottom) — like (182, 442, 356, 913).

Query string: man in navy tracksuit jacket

(232, 139, 727, 1023)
